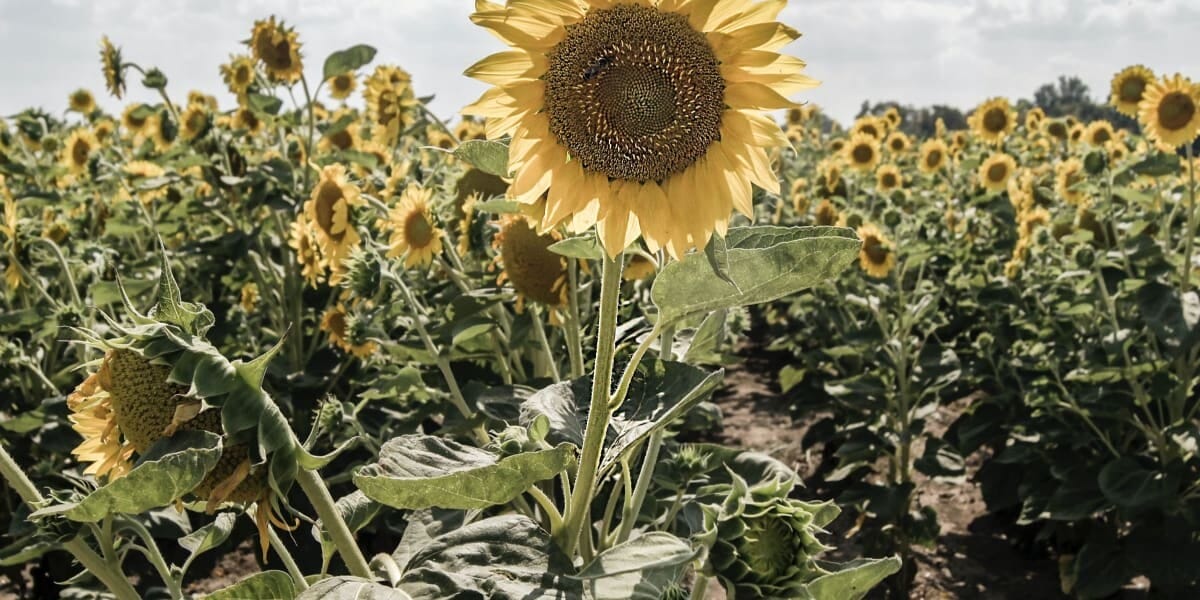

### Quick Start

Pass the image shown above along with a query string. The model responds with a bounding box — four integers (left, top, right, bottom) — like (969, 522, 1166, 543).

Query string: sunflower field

(1, 2, 1199, 599)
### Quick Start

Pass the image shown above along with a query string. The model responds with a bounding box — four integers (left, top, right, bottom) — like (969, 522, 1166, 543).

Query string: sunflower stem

(0, 445, 140, 600)
(615, 428, 663, 546)
(561, 251, 623, 557)
(530, 304, 561, 381)
(267, 526, 309, 592)
(1182, 144, 1197, 293)
(124, 518, 181, 599)
(295, 467, 372, 579)
(565, 257, 585, 379)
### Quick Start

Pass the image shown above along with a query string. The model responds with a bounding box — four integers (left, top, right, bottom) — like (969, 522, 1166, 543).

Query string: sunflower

(179, 105, 210, 142)
(978, 153, 1017, 192)
(67, 371, 135, 480)
(494, 215, 569, 313)
(1068, 123, 1085, 145)
(364, 65, 419, 145)
(318, 119, 360, 154)
(1043, 119, 1069, 142)
(379, 183, 443, 269)
(306, 164, 363, 265)
(785, 125, 804, 146)
(1110, 65, 1155, 118)
(918, 139, 949, 174)
(828, 138, 846, 154)
(1024, 107, 1045, 131)
(121, 104, 152, 137)
(1106, 140, 1128, 162)
(876, 164, 902, 193)
(819, 160, 843, 194)
(882, 107, 902, 128)
(328, 72, 357, 100)
(239, 282, 259, 312)
(1084, 120, 1115, 147)
(789, 178, 809, 213)
(969, 97, 1015, 144)
(68, 88, 96, 115)
(147, 113, 175, 151)
(232, 106, 264, 135)
(856, 223, 894, 278)
(1056, 158, 1087, 205)
(464, 0, 817, 258)
(320, 304, 377, 358)
(1138, 74, 1200, 150)
(99, 36, 125, 99)
(289, 216, 325, 287)
(844, 133, 880, 172)
(249, 17, 303, 84)
(454, 118, 488, 142)
(220, 55, 257, 100)
(61, 129, 98, 176)
(814, 199, 839, 226)
(885, 131, 910, 154)
(851, 116, 884, 140)
(94, 119, 115, 142)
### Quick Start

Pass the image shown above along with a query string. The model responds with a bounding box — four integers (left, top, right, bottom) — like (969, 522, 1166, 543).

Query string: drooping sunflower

(844, 133, 880, 172)
(494, 215, 569, 314)
(249, 16, 303, 84)
(61, 129, 98, 176)
(364, 65, 419, 146)
(1110, 65, 1155, 118)
(918, 139, 949, 174)
(232, 106, 265, 135)
(67, 372, 135, 481)
(464, 0, 818, 258)
(789, 178, 809, 214)
(1138, 74, 1200, 150)
(885, 131, 910, 154)
(969, 97, 1015, 144)
(220, 55, 257, 100)
(320, 304, 377, 358)
(856, 223, 894, 278)
(68, 88, 96, 115)
(1055, 158, 1087, 205)
(379, 183, 443, 269)
(99, 36, 125, 99)
(328, 72, 357, 100)
(876, 164, 902, 193)
(305, 164, 364, 262)
(179, 105, 210, 142)
(978, 153, 1017, 192)
(1084, 120, 1115, 147)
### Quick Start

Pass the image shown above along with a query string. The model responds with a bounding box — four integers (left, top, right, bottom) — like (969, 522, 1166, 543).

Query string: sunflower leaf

(322, 44, 378, 81)
(206, 571, 296, 600)
(549, 235, 604, 260)
(453, 139, 510, 178)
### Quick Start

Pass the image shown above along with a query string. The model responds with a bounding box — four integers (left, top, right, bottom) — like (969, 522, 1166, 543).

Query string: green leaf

(322, 44, 377, 81)
(452, 140, 509, 177)
(652, 226, 860, 324)
(354, 435, 572, 510)
(913, 438, 965, 478)
(682, 310, 726, 365)
(549, 235, 604, 260)
(32, 431, 221, 523)
(577, 532, 697, 599)
(473, 198, 521, 214)
(398, 515, 582, 599)
(298, 577, 411, 600)
(206, 570, 296, 600)
(152, 245, 214, 335)
(312, 491, 381, 565)
(247, 93, 283, 116)
(1098, 457, 1178, 510)
(179, 512, 236, 568)
(807, 556, 902, 600)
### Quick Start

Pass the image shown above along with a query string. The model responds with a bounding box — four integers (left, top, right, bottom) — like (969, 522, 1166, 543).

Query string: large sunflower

(379, 183, 444, 269)
(463, 0, 817, 258)
(249, 17, 303, 84)
(1138, 74, 1200, 151)
(978, 153, 1016, 192)
(969, 97, 1015, 144)
(1110, 65, 1155, 118)
(856, 223, 894, 278)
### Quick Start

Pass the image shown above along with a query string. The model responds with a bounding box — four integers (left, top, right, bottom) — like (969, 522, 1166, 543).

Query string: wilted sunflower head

(918, 139, 949, 174)
(1110, 65, 1155, 118)
(464, 0, 817, 258)
(970, 97, 1014, 143)
(99, 36, 125, 99)
(1138, 73, 1200, 151)
(61, 129, 98, 176)
(978, 153, 1017, 192)
(249, 16, 303, 84)
(380, 183, 443, 269)
(1084, 120, 1115, 146)
(844, 133, 880, 171)
(220, 55, 257, 99)
(856, 223, 895, 278)
(68, 88, 96, 115)
(876, 164, 902, 193)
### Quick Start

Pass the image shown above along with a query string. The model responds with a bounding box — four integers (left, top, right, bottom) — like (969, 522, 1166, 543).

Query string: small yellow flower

(857, 223, 895, 278)
(379, 183, 443, 270)
(68, 88, 96, 114)
(328, 72, 357, 100)
(978, 153, 1017, 192)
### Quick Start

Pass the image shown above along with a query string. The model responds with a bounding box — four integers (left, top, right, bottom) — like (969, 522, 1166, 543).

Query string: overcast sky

(0, 0, 1196, 126)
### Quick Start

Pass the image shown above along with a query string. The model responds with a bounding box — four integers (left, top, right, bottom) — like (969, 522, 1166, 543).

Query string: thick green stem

(0, 446, 140, 600)
(1183, 144, 1197, 293)
(268, 527, 310, 592)
(295, 468, 372, 579)
(565, 257, 585, 379)
(561, 252, 623, 556)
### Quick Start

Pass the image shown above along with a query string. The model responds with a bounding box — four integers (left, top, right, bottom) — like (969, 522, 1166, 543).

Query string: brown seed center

(851, 144, 874, 164)
(1120, 77, 1146, 103)
(405, 211, 435, 248)
(1158, 91, 1197, 131)
(986, 162, 1008, 183)
(982, 107, 1008, 133)
(314, 181, 344, 242)
(544, 4, 724, 183)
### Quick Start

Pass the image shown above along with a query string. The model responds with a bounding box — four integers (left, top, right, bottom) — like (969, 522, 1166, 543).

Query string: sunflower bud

(141, 68, 168, 90)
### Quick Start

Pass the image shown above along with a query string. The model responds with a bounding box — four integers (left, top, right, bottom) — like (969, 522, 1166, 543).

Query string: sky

(0, 0, 1196, 126)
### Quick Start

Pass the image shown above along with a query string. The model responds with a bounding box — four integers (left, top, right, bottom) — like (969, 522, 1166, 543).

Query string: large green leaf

(651, 226, 859, 324)
(354, 435, 572, 510)
(322, 44, 377, 81)
(179, 512, 236, 575)
(297, 577, 412, 600)
(206, 571, 296, 600)
(1098, 457, 1179, 511)
(32, 431, 221, 523)
(806, 556, 902, 600)
(576, 533, 697, 599)
(312, 491, 381, 566)
(398, 515, 582, 600)
(453, 140, 510, 177)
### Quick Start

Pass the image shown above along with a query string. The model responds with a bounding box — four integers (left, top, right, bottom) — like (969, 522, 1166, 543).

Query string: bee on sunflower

(249, 16, 303, 84)
(464, 0, 817, 258)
